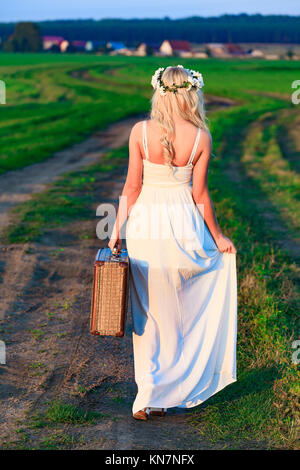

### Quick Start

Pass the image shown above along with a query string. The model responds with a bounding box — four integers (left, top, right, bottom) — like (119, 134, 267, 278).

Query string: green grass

(38, 432, 80, 450)
(0, 53, 298, 174)
(189, 369, 281, 447)
(0, 400, 105, 449)
(28, 399, 103, 429)
(44, 400, 101, 425)
(0, 57, 149, 173)
(28, 328, 46, 341)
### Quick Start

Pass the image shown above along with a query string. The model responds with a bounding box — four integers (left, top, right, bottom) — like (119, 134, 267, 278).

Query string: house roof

(108, 41, 125, 49)
(71, 40, 87, 47)
(43, 36, 65, 43)
(167, 40, 191, 51)
(225, 42, 245, 54)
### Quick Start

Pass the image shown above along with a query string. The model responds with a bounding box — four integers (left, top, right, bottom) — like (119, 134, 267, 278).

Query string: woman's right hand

(215, 234, 237, 254)
(108, 236, 122, 253)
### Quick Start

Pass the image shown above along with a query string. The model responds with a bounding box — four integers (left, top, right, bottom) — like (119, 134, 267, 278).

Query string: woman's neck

(171, 114, 187, 124)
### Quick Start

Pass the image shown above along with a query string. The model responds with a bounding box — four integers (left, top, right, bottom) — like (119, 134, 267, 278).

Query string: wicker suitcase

(90, 247, 129, 337)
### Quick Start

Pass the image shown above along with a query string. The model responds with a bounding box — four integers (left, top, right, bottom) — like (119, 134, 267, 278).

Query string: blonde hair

(150, 66, 209, 169)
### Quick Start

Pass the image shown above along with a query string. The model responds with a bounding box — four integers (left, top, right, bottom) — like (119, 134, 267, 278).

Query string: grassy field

(0, 52, 297, 174)
(0, 52, 299, 449)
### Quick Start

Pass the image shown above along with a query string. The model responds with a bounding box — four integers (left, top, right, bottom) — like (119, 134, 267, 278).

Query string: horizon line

(1, 13, 300, 24)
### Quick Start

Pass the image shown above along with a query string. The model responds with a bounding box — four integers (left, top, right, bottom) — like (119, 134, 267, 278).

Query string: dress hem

(132, 373, 237, 414)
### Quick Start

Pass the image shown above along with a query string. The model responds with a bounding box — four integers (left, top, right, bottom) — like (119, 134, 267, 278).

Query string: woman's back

(140, 119, 202, 167)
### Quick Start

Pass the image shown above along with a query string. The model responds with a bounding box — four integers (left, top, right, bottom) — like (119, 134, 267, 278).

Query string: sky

(0, 0, 299, 22)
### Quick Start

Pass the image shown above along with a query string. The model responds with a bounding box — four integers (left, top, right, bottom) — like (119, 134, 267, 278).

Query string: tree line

(1, 15, 300, 49)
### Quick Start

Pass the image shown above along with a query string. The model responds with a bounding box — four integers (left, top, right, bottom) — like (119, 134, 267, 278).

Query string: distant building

(160, 40, 192, 57)
(43, 36, 66, 52)
(135, 42, 161, 56)
(135, 43, 147, 56)
(71, 40, 88, 51)
(192, 51, 209, 58)
(111, 47, 137, 56)
(265, 53, 280, 60)
(65, 40, 95, 52)
(106, 41, 126, 51)
(85, 41, 94, 51)
(225, 42, 245, 56)
(190, 43, 209, 59)
(249, 49, 264, 58)
(60, 40, 69, 52)
(206, 43, 229, 58)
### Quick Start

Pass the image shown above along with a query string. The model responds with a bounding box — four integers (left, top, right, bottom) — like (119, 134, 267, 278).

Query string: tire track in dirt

(0, 244, 38, 322)
(0, 113, 146, 229)
(225, 121, 300, 262)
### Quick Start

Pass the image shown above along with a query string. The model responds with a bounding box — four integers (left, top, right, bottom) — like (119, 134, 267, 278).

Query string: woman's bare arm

(192, 130, 237, 254)
(108, 122, 143, 250)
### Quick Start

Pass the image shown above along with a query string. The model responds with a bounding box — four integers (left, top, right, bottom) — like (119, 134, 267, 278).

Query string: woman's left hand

(215, 233, 237, 254)
(108, 236, 122, 252)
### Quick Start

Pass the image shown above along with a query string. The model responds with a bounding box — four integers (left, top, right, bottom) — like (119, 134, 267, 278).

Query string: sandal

(133, 407, 149, 421)
(149, 407, 167, 417)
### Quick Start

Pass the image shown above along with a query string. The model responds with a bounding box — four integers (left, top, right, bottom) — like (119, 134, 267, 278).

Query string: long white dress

(125, 120, 237, 415)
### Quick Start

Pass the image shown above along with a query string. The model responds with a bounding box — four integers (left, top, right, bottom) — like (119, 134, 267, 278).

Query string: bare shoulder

(129, 121, 143, 139)
(131, 120, 144, 132)
(199, 128, 212, 145)
(198, 128, 212, 154)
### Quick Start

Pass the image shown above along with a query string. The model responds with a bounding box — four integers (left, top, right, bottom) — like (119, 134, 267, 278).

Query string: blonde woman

(108, 65, 237, 421)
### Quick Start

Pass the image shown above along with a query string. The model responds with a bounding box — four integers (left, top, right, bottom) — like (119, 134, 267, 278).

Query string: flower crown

(151, 64, 204, 96)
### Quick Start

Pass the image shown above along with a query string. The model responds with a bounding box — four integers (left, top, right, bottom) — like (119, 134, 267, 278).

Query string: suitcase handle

(111, 246, 122, 262)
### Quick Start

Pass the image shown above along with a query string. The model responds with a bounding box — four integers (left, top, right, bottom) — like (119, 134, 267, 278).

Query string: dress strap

(142, 120, 150, 161)
(187, 128, 201, 165)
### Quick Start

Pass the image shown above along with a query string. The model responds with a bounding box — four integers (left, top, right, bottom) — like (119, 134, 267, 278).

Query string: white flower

(186, 68, 204, 88)
(186, 75, 194, 90)
(158, 86, 167, 96)
(196, 74, 204, 88)
(151, 67, 165, 90)
(177, 64, 184, 68)
(151, 76, 158, 89)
